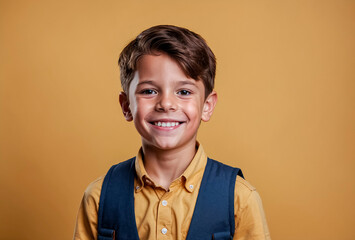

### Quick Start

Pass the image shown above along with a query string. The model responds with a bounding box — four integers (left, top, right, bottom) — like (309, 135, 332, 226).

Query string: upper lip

(148, 118, 185, 123)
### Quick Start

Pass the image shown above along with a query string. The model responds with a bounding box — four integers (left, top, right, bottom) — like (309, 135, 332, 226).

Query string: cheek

(133, 99, 152, 118)
(183, 101, 203, 119)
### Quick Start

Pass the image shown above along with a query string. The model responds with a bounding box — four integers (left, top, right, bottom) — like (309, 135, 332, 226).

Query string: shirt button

(161, 227, 168, 234)
(135, 186, 140, 190)
(162, 200, 168, 206)
(189, 184, 194, 190)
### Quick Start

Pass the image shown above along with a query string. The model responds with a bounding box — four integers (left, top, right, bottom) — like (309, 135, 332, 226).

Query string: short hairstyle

(118, 25, 216, 98)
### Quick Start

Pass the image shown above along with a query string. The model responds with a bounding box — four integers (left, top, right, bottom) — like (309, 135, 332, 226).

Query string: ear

(119, 91, 133, 121)
(201, 91, 217, 122)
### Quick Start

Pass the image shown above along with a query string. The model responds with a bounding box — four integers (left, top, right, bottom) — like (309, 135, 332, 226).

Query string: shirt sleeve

(234, 176, 271, 240)
(73, 176, 104, 240)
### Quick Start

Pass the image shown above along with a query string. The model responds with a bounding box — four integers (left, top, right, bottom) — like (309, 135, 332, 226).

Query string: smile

(154, 121, 180, 127)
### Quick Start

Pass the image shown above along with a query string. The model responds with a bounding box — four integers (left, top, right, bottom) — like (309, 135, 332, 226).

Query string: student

(73, 25, 271, 240)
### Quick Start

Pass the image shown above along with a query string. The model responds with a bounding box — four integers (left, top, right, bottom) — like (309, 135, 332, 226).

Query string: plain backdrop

(0, 0, 354, 239)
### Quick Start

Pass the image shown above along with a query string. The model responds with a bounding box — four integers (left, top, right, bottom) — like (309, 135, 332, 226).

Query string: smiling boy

(74, 25, 271, 240)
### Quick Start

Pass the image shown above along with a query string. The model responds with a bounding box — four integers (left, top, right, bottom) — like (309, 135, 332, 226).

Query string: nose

(155, 92, 177, 112)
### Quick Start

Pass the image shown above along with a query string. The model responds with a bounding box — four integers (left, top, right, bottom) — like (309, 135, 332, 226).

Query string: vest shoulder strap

(186, 158, 243, 240)
(97, 158, 139, 240)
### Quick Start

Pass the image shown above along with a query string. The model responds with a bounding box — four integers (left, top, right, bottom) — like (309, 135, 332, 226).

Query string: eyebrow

(137, 80, 197, 87)
(177, 80, 197, 87)
(137, 80, 155, 87)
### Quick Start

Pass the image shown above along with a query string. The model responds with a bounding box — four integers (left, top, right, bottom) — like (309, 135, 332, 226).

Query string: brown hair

(118, 25, 216, 98)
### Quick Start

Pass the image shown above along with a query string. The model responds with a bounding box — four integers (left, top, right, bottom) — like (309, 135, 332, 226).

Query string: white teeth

(154, 121, 180, 127)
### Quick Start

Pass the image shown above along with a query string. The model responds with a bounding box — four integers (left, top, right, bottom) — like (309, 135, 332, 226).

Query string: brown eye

(140, 89, 157, 95)
(177, 90, 191, 95)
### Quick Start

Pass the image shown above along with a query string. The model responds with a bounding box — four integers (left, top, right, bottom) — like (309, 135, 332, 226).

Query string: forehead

(136, 53, 188, 80)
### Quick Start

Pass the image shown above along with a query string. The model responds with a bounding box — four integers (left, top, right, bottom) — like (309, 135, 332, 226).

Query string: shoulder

(82, 176, 104, 210)
(234, 175, 264, 217)
(74, 176, 105, 239)
(236, 175, 256, 193)
(235, 175, 257, 210)
(233, 177, 271, 239)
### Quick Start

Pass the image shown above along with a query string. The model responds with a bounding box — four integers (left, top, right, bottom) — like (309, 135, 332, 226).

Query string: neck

(141, 141, 197, 190)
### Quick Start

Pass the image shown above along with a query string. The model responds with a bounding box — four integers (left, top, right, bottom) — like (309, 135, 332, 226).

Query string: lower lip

(150, 123, 183, 131)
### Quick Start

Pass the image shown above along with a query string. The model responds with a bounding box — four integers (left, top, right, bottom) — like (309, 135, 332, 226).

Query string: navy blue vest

(97, 157, 243, 240)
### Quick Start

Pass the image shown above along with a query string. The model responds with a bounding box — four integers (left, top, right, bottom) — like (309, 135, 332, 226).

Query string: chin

(145, 138, 183, 151)
(154, 142, 180, 150)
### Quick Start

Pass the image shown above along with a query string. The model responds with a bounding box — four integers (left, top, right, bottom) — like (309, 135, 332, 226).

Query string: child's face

(119, 53, 217, 151)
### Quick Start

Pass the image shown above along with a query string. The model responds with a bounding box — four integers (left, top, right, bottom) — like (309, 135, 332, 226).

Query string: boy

(74, 25, 271, 240)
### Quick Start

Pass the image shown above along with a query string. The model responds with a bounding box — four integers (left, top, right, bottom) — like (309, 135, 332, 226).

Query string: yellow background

(1, 1, 354, 239)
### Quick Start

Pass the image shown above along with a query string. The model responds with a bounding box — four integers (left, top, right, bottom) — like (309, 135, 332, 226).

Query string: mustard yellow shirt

(73, 144, 271, 240)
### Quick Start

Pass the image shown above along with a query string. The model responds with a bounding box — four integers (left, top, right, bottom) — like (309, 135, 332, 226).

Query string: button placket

(156, 191, 172, 239)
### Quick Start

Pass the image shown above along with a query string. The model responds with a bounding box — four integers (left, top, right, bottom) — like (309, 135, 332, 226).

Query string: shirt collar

(135, 148, 147, 192)
(134, 142, 208, 193)
(181, 142, 207, 193)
